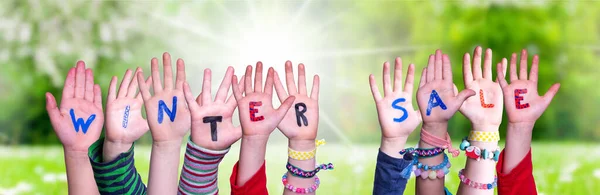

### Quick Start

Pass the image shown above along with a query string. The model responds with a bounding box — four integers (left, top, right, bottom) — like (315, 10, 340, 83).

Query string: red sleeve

(496, 148, 537, 195)
(230, 160, 269, 195)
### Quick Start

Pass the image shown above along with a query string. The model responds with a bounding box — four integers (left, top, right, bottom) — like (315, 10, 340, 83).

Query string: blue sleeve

(373, 149, 411, 195)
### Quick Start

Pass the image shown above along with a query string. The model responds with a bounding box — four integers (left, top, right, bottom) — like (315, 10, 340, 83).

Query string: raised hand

(232, 62, 296, 137)
(416, 50, 475, 130)
(103, 68, 152, 161)
(46, 61, 104, 152)
(459, 47, 506, 131)
(182, 67, 244, 150)
(137, 52, 191, 142)
(369, 58, 421, 157)
(497, 49, 560, 124)
(273, 61, 319, 141)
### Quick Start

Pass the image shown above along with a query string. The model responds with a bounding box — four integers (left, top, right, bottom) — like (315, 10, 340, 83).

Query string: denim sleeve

(373, 149, 411, 195)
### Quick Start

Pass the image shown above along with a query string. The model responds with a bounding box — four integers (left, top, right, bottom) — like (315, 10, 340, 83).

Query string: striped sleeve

(88, 139, 147, 195)
(178, 138, 230, 195)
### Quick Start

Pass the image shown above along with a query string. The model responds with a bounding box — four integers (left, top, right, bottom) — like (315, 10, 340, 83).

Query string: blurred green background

(1, 0, 599, 194)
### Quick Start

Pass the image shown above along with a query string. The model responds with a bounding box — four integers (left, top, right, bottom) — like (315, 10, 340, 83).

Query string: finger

(415, 110, 422, 123)
(483, 48, 493, 79)
(136, 76, 152, 101)
(455, 89, 476, 105)
(227, 75, 244, 107)
(502, 58, 508, 81)
(253, 61, 263, 92)
(434, 49, 443, 80)
(244, 65, 253, 94)
(275, 96, 296, 121)
(151, 57, 163, 93)
(183, 82, 200, 112)
(497, 62, 509, 88)
(201, 69, 212, 106)
(232, 75, 244, 101)
(519, 49, 528, 80)
(472, 46, 483, 80)
(84, 69, 94, 101)
(426, 55, 435, 82)
(509, 53, 518, 82)
(118, 69, 133, 98)
(273, 70, 288, 102)
(403, 64, 415, 94)
(127, 68, 142, 98)
(382, 61, 392, 97)
(542, 83, 561, 107)
(137, 72, 151, 101)
(442, 54, 452, 81)
(264, 67, 274, 95)
(93, 84, 102, 109)
(45, 93, 61, 120)
(74, 61, 86, 99)
(530, 55, 539, 82)
(196, 93, 202, 106)
(298, 63, 307, 95)
(61, 68, 76, 102)
(369, 74, 382, 102)
(419, 68, 427, 88)
(162, 52, 173, 90)
(393, 57, 403, 93)
(463, 53, 473, 86)
(215, 66, 234, 102)
(107, 76, 117, 103)
(285, 61, 298, 95)
(310, 75, 320, 100)
(175, 58, 186, 90)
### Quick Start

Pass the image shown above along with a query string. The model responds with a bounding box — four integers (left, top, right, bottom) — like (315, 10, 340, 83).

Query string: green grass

(1, 142, 599, 194)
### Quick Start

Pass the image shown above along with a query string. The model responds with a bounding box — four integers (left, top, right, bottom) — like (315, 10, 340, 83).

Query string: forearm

(380, 136, 408, 158)
(178, 139, 229, 195)
(236, 134, 269, 186)
(89, 139, 147, 194)
(285, 139, 316, 195)
(416, 122, 447, 195)
(64, 148, 100, 195)
(148, 140, 183, 194)
(457, 124, 499, 195)
(502, 122, 534, 174)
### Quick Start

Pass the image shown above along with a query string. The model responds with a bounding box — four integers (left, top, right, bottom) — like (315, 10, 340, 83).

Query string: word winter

(295, 103, 308, 127)
(122, 105, 131, 128)
(69, 109, 96, 134)
(249, 101, 265, 122)
(203, 116, 223, 141)
(158, 96, 178, 124)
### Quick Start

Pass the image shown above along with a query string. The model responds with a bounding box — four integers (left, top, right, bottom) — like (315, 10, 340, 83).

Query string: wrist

(152, 139, 183, 151)
(288, 139, 316, 151)
(103, 139, 133, 162)
(241, 134, 270, 146)
(422, 122, 448, 137)
(380, 136, 408, 158)
(63, 147, 89, 159)
(471, 123, 500, 132)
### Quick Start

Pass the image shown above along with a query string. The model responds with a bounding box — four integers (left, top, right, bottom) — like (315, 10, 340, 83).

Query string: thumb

(274, 96, 296, 121)
(415, 109, 422, 123)
(46, 92, 61, 120)
(541, 83, 560, 107)
(456, 89, 476, 105)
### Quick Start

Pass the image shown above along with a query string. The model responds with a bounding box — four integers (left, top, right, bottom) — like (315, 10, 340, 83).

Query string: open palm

(232, 62, 295, 137)
(183, 67, 245, 150)
(459, 47, 505, 127)
(274, 61, 320, 140)
(137, 53, 191, 142)
(370, 58, 421, 139)
(46, 61, 104, 152)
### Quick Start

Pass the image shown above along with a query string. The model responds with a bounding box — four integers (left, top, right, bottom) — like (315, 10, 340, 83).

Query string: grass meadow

(1, 142, 599, 194)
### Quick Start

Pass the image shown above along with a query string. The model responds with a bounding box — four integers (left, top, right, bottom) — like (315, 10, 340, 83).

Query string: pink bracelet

(282, 172, 320, 193)
(420, 129, 460, 157)
(458, 169, 498, 190)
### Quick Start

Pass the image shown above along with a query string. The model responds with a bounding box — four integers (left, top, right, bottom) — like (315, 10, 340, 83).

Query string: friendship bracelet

(458, 169, 498, 190)
(288, 139, 326, 160)
(413, 153, 451, 180)
(399, 147, 444, 160)
(459, 137, 500, 161)
(282, 172, 320, 193)
(420, 129, 460, 157)
(286, 162, 334, 178)
(468, 131, 500, 142)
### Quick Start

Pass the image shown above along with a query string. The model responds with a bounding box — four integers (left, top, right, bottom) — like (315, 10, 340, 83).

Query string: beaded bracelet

(399, 147, 445, 160)
(282, 172, 320, 193)
(459, 137, 500, 161)
(288, 139, 326, 160)
(286, 162, 334, 178)
(413, 153, 451, 180)
(468, 131, 500, 142)
(458, 169, 498, 190)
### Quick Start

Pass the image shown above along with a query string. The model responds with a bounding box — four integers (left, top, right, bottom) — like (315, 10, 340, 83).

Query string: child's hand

(369, 58, 421, 156)
(137, 53, 191, 143)
(458, 47, 505, 131)
(497, 49, 560, 126)
(416, 50, 475, 132)
(232, 62, 295, 138)
(182, 67, 244, 150)
(273, 61, 319, 141)
(46, 61, 104, 152)
(103, 68, 152, 161)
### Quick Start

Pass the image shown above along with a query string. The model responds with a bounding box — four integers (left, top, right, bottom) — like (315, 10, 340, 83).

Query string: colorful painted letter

(158, 96, 178, 124)
(69, 109, 96, 134)
(514, 89, 530, 109)
(295, 103, 308, 127)
(426, 90, 447, 116)
(479, 89, 495, 108)
(249, 101, 264, 121)
(392, 98, 408, 122)
(122, 105, 131, 128)
(203, 116, 223, 141)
